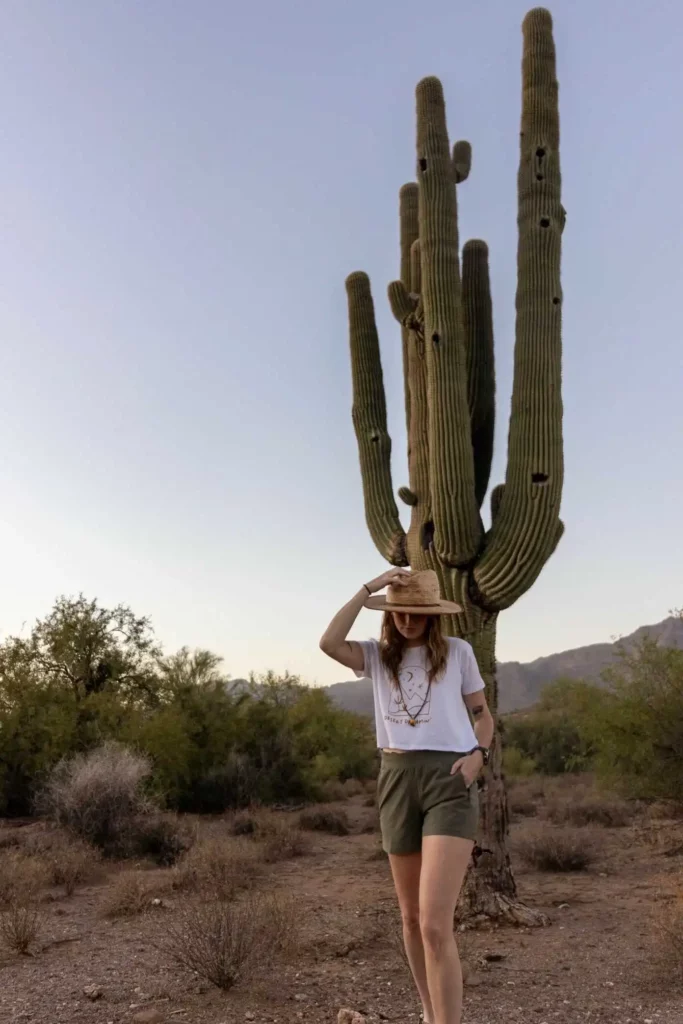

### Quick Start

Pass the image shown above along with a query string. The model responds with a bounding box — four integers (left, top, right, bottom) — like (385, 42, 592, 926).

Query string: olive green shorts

(377, 751, 479, 855)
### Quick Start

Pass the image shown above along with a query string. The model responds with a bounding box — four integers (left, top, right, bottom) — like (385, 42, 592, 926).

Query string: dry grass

(546, 795, 633, 828)
(229, 809, 311, 863)
(173, 837, 261, 898)
(229, 809, 259, 837)
(508, 776, 546, 803)
(318, 780, 348, 803)
(256, 817, 312, 864)
(162, 892, 295, 990)
(0, 900, 42, 954)
(0, 850, 50, 906)
(647, 886, 683, 988)
(515, 826, 599, 872)
(508, 794, 538, 818)
(298, 808, 350, 835)
(341, 779, 364, 798)
(35, 833, 101, 896)
(101, 869, 172, 919)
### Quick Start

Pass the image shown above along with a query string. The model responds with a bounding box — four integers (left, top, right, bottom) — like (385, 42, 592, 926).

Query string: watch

(471, 745, 490, 766)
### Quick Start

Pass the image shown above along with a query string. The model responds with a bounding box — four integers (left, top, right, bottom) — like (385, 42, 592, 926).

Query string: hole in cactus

(532, 472, 549, 485)
(540, 218, 550, 228)
(536, 174, 544, 181)
(419, 158, 427, 171)
(371, 434, 380, 444)
(431, 333, 440, 346)
(421, 521, 435, 551)
(536, 147, 545, 159)
(553, 296, 560, 305)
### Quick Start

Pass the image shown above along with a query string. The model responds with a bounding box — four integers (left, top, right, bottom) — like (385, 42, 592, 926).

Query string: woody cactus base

(345, 8, 564, 923)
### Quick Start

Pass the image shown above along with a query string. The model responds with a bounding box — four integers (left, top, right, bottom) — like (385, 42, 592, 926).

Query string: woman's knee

(419, 914, 454, 956)
(400, 904, 421, 933)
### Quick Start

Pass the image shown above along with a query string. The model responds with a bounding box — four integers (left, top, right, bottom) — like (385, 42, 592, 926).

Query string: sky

(0, 0, 681, 688)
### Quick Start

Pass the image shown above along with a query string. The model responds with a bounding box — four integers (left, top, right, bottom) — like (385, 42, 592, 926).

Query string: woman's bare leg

(419, 835, 473, 1024)
(388, 852, 434, 1024)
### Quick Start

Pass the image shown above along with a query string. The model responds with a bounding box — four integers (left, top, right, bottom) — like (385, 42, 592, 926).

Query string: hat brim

(364, 597, 462, 615)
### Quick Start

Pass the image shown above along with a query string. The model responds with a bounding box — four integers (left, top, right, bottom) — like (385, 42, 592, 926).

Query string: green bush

(0, 599, 378, 818)
(503, 746, 537, 778)
(503, 679, 607, 775)
(586, 635, 683, 802)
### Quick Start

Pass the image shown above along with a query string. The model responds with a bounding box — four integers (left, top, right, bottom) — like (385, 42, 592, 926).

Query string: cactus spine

(345, 8, 564, 921)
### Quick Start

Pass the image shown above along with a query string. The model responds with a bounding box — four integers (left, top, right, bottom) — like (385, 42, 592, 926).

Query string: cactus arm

(452, 140, 472, 183)
(399, 184, 419, 445)
(416, 77, 483, 567)
(462, 240, 495, 509)
(346, 272, 408, 566)
(474, 8, 563, 608)
(388, 255, 431, 560)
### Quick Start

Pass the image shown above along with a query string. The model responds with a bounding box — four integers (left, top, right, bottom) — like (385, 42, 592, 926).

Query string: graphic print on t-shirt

(388, 665, 431, 720)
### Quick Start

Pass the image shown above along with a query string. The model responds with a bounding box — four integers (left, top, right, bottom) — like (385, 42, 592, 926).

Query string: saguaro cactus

(345, 8, 565, 922)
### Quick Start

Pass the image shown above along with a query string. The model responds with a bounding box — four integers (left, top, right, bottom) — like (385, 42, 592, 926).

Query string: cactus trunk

(344, 9, 565, 922)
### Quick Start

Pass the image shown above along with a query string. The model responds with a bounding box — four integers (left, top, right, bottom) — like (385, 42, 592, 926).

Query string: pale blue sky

(0, 1, 681, 687)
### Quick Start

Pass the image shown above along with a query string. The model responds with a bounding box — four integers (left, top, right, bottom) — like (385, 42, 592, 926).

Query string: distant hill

(325, 616, 683, 716)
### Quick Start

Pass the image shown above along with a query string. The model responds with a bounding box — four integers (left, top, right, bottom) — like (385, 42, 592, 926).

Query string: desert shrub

(254, 815, 312, 864)
(341, 778, 364, 798)
(163, 892, 294, 990)
(229, 809, 259, 837)
(317, 779, 348, 803)
(0, 850, 50, 906)
(131, 812, 194, 866)
(101, 869, 171, 918)
(516, 827, 597, 872)
(36, 833, 101, 895)
(546, 795, 633, 828)
(299, 808, 350, 836)
(0, 899, 42, 954)
(228, 809, 310, 861)
(647, 886, 683, 988)
(0, 831, 21, 851)
(38, 742, 152, 855)
(508, 794, 538, 818)
(503, 746, 537, 778)
(174, 837, 261, 898)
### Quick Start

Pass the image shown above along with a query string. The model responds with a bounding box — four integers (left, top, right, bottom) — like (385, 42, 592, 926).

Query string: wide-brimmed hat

(364, 569, 462, 615)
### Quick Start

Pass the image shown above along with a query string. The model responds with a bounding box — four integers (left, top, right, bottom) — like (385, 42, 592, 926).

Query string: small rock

(337, 1010, 367, 1024)
(132, 1011, 165, 1024)
(245, 1014, 256, 1021)
(83, 986, 103, 1002)
(464, 972, 485, 988)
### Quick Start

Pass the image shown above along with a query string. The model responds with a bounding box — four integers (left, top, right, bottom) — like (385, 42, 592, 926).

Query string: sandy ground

(1, 787, 681, 1024)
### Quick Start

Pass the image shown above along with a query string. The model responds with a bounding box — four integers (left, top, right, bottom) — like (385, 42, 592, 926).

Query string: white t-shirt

(355, 637, 485, 752)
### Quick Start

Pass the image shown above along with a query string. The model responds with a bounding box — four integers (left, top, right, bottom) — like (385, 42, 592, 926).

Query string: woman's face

(392, 612, 429, 642)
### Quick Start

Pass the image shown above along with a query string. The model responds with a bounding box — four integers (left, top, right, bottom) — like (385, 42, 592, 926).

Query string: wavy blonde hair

(379, 613, 448, 687)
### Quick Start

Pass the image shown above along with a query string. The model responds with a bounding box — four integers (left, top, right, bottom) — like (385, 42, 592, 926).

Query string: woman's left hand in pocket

(450, 750, 484, 788)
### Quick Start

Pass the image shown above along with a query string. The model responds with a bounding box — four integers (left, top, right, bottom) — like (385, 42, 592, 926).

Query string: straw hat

(364, 569, 462, 615)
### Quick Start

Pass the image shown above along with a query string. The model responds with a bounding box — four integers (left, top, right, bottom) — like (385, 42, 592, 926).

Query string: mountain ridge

(325, 615, 683, 717)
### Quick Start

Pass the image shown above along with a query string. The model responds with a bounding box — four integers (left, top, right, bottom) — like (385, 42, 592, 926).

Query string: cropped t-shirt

(355, 637, 485, 752)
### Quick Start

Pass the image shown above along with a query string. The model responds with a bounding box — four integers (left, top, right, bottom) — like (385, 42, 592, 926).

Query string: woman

(320, 568, 494, 1024)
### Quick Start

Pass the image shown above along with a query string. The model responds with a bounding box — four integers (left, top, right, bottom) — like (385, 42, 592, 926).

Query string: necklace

(396, 678, 432, 726)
